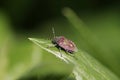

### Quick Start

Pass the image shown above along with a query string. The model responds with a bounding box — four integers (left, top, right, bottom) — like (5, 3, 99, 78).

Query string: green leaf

(29, 38, 120, 80)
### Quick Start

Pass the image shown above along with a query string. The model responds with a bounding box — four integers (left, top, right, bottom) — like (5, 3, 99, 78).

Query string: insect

(52, 28, 78, 54)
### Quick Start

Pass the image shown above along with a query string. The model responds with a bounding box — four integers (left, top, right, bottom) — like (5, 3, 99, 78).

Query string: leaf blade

(29, 38, 120, 80)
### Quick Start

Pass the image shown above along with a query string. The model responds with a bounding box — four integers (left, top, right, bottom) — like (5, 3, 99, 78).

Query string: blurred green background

(0, 0, 120, 80)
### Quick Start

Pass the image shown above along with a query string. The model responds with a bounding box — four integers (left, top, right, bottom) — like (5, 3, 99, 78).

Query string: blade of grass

(62, 7, 118, 59)
(29, 38, 120, 80)
(62, 8, 120, 78)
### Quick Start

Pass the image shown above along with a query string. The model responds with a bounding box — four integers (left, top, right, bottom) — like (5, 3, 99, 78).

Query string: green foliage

(28, 8, 120, 80)
(62, 7, 120, 77)
(29, 37, 120, 80)
(0, 3, 120, 80)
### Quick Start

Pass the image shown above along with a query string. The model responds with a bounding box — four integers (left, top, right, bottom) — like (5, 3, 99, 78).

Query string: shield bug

(52, 28, 78, 54)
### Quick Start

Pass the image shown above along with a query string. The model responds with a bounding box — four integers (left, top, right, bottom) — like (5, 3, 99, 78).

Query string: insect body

(52, 36, 78, 53)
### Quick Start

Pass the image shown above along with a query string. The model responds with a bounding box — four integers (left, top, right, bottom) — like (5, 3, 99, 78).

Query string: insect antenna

(52, 27, 56, 38)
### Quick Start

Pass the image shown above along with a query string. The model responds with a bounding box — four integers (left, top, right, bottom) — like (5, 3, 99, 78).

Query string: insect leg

(47, 44, 57, 48)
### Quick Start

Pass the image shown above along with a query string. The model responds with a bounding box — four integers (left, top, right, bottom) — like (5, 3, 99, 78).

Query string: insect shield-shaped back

(52, 36, 78, 53)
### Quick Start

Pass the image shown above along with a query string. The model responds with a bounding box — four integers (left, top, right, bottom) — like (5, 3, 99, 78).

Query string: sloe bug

(52, 28, 78, 54)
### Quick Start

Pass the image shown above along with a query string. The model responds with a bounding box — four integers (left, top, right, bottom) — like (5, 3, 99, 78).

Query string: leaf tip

(28, 38, 32, 41)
